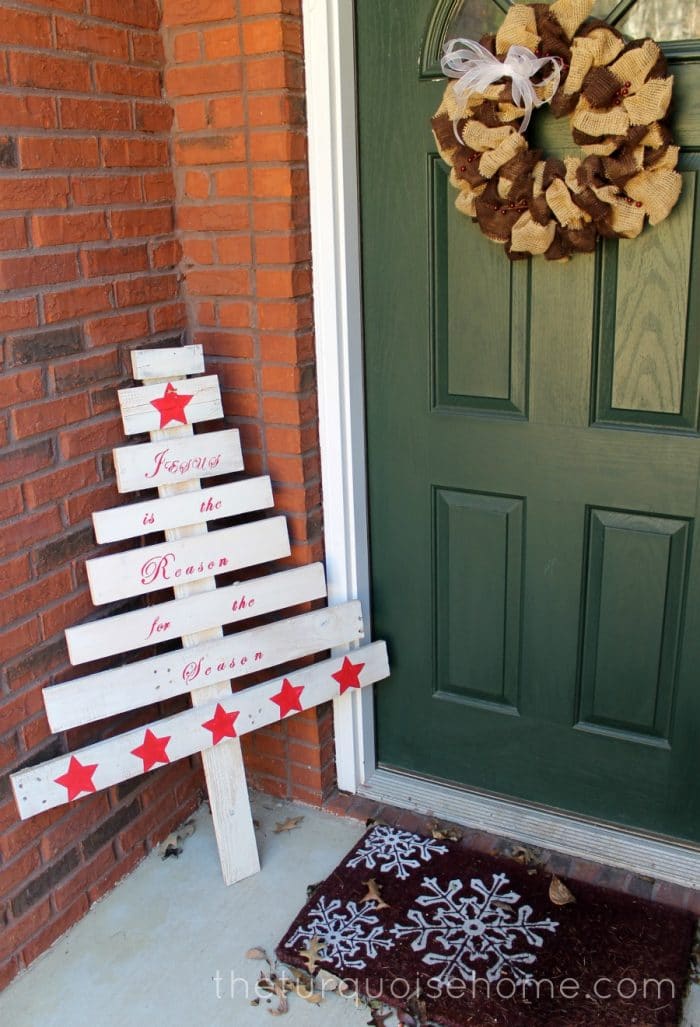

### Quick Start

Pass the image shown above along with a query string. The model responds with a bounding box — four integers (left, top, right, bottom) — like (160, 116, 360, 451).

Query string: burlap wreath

(431, 0, 682, 261)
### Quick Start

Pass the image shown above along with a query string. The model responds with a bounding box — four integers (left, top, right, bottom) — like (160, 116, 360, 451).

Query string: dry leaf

(267, 994, 288, 1016)
(246, 946, 268, 961)
(295, 982, 323, 1004)
(549, 875, 576, 906)
(361, 878, 390, 910)
(300, 935, 325, 973)
(274, 816, 304, 834)
(428, 819, 463, 842)
(316, 968, 341, 992)
(510, 844, 540, 865)
(159, 819, 196, 860)
(368, 1009, 394, 1027)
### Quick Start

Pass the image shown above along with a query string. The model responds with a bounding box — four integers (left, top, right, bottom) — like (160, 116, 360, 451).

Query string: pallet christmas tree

(11, 345, 389, 884)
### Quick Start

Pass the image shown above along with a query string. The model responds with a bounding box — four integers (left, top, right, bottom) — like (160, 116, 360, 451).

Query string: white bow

(441, 38, 562, 134)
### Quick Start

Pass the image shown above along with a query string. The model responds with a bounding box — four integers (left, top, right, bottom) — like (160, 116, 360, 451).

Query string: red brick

(94, 62, 161, 98)
(250, 130, 306, 163)
(165, 63, 242, 98)
(9, 52, 91, 93)
(0, 368, 45, 405)
(53, 847, 115, 912)
(70, 174, 141, 206)
(24, 460, 99, 508)
(183, 238, 214, 265)
(143, 172, 176, 202)
(44, 284, 113, 324)
(0, 554, 31, 592)
(0, 958, 21, 992)
(185, 268, 250, 296)
(175, 134, 246, 166)
(203, 25, 240, 59)
(247, 93, 305, 127)
(85, 310, 149, 346)
(115, 273, 178, 307)
(22, 896, 90, 969)
(162, 0, 236, 26)
(253, 198, 308, 232)
(134, 102, 173, 134)
(111, 207, 174, 238)
(246, 54, 304, 91)
(40, 587, 93, 639)
(60, 97, 131, 132)
(260, 332, 314, 363)
(56, 16, 129, 58)
(258, 298, 312, 330)
(0, 439, 53, 486)
(262, 365, 307, 394)
(209, 96, 245, 128)
(0, 569, 71, 629)
(1, 95, 56, 130)
(0, 484, 23, 520)
(131, 30, 165, 66)
(150, 239, 182, 269)
(0, 9, 52, 47)
(39, 799, 110, 863)
(218, 301, 251, 328)
(32, 212, 108, 247)
(256, 267, 310, 299)
(242, 18, 302, 56)
(19, 137, 99, 171)
(0, 618, 40, 662)
(183, 170, 209, 199)
(0, 298, 39, 331)
(59, 415, 123, 459)
(252, 166, 307, 198)
(256, 232, 310, 264)
(0, 899, 52, 964)
(152, 301, 188, 333)
(0, 217, 27, 251)
(173, 31, 200, 63)
(11, 394, 90, 441)
(241, 0, 300, 12)
(178, 203, 248, 232)
(0, 253, 76, 290)
(87, 846, 144, 904)
(174, 99, 207, 132)
(216, 235, 252, 265)
(0, 177, 69, 212)
(196, 328, 254, 358)
(209, 361, 255, 390)
(0, 848, 42, 909)
(80, 243, 148, 277)
(89, 0, 160, 29)
(66, 481, 120, 524)
(214, 167, 248, 196)
(102, 137, 169, 168)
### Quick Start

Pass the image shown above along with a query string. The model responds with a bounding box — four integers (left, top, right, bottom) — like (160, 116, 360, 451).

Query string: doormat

(276, 824, 695, 1026)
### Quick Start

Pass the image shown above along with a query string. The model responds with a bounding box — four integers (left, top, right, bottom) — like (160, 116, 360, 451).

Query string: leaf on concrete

(246, 947, 269, 961)
(428, 819, 463, 842)
(274, 816, 304, 834)
(549, 875, 576, 906)
(300, 935, 326, 973)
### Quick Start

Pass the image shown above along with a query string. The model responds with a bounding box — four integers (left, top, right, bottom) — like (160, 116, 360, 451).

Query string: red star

(54, 755, 98, 801)
(332, 656, 366, 695)
(131, 728, 171, 772)
(150, 382, 193, 428)
(201, 704, 239, 745)
(270, 678, 304, 718)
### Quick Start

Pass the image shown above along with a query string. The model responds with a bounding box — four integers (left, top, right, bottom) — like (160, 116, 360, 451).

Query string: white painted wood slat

(92, 477, 274, 544)
(86, 517, 290, 605)
(131, 345, 205, 380)
(13, 642, 389, 820)
(46, 601, 364, 731)
(113, 429, 243, 493)
(118, 375, 223, 435)
(66, 563, 327, 664)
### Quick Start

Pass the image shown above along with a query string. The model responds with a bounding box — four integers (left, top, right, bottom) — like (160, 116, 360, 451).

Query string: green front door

(357, 0, 700, 842)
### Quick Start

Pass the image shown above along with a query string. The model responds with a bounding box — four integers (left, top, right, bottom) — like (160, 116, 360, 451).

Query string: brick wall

(160, 0, 332, 807)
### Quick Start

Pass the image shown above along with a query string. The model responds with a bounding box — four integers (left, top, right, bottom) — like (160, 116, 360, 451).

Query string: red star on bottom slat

(54, 755, 98, 801)
(131, 729, 171, 772)
(332, 656, 366, 695)
(270, 678, 304, 718)
(201, 704, 239, 745)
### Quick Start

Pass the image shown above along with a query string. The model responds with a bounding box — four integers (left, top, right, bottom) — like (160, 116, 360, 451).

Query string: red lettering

(146, 616, 171, 640)
(145, 448, 169, 480)
(141, 552, 175, 585)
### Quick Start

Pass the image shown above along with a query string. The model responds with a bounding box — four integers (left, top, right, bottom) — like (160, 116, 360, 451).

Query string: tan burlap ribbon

(432, 0, 682, 261)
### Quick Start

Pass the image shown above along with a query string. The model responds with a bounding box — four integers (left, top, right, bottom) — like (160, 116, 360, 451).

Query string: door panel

(357, 0, 700, 841)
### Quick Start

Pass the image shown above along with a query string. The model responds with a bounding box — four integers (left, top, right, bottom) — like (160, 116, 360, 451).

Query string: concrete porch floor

(0, 794, 697, 1027)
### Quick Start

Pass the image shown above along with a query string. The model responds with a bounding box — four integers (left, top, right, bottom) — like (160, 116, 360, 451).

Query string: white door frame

(300, 0, 700, 889)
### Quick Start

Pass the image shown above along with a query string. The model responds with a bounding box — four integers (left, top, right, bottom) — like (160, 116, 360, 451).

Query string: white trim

(302, 0, 375, 792)
(360, 768, 700, 889)
(302, 0, 700, 886)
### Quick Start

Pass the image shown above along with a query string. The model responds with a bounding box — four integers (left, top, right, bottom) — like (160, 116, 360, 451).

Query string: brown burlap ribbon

(432, 0, 682, 261)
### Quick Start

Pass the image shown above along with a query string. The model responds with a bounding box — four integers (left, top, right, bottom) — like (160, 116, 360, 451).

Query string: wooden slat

(86, 517, 290, 605)
(14, 642, 389, 820)
(45, 601, 364, 731)
(118, 375, 223, 435)
(131, 345, 204, 380)
(113, 429, 243, 493)
(66, 563, 327, 665)
(92, 477, 274, 544)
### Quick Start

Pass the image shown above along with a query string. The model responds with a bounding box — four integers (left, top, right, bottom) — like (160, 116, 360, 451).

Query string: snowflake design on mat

(347, 825, 448, 881)
(391, 873, 558, 987)
(285, 896, 394, 971)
